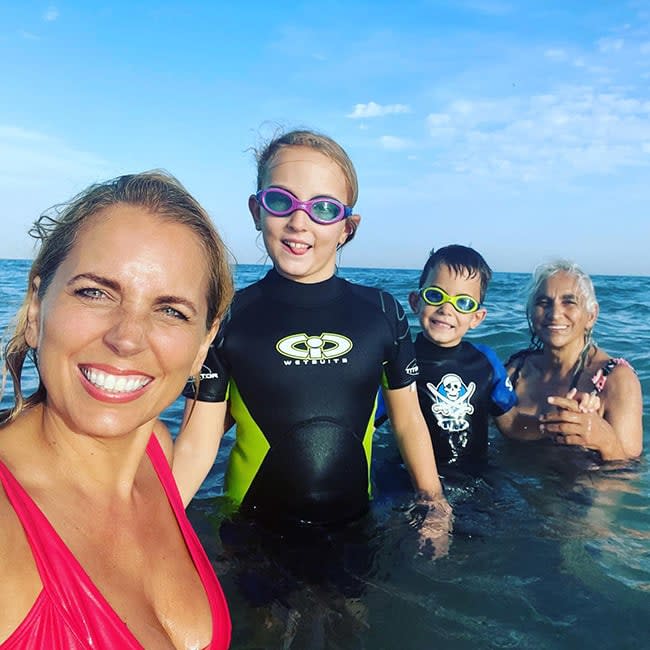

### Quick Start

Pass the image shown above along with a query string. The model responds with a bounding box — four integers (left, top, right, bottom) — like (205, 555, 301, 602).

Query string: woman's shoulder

(0, 448, 28, 557)
(0, 457, 46, 646)
(587, 348, 639, 394)
(504, 348, 541, 370)
(502, 348, 543, 391)
(0, 410, 38, 467)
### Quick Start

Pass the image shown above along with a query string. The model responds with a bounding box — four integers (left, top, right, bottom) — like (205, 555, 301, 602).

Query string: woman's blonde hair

(2, 170, 234, 423)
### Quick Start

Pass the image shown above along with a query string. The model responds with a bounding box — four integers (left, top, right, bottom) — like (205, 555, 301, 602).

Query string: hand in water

(404, 496, 453, 559)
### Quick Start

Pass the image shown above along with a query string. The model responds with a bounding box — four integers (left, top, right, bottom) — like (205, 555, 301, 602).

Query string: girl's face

(250, 145, 360, 284)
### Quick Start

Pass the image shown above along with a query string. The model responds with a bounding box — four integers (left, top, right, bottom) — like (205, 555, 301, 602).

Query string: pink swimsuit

(0, 435, 231, 649)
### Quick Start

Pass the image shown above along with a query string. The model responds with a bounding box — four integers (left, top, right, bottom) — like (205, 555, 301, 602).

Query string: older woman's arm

(541, 365, 643, 460)
(494, 407, 546, 441)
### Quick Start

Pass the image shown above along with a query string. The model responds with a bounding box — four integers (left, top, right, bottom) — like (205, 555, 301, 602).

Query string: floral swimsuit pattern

(506, 349, 633, 394)
(590, 358, 632, 393)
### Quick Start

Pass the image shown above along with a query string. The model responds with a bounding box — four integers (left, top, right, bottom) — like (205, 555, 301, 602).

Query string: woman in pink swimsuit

(0, 172, 232, 649)
(496, 260, 643, 461)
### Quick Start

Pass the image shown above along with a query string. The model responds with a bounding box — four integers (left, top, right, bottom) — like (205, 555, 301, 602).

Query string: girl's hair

(254, 129, 359, 246)
(2, 170, 234, 423)
(526, 259, 598, 355)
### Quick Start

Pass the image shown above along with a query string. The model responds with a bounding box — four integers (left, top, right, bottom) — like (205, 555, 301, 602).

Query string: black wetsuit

(194, 269, 418, 526)
(414, 334, 517, 467)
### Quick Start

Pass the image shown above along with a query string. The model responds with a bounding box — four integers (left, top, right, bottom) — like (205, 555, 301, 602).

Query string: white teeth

(285, 241, 309, 250)
(81, 368, 150, 394)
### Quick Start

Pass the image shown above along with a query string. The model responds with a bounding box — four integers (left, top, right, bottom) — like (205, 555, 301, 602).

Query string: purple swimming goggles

(255, 187, 352, 225)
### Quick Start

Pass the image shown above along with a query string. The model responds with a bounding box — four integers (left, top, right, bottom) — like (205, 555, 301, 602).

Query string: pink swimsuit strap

(591, 357, 633, 393)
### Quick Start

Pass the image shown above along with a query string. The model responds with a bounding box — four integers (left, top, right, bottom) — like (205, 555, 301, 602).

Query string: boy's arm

(173, 400, 229, 507)
(488, 348, 537, 440)
(472, 343, 518, 417)
(382, 382, 445, 501)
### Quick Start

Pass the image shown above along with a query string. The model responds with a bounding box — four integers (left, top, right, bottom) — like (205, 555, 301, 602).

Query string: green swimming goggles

(420, 286, 481, 314)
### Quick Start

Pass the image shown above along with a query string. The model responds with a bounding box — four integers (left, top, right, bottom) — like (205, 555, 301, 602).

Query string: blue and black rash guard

(209, 269, 418, 526)
(414, 333, 517, 467)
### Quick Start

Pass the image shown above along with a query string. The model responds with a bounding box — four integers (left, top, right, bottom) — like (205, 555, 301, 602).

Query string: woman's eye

(75, 287, 105, 300)
(161, 306, 189, 321)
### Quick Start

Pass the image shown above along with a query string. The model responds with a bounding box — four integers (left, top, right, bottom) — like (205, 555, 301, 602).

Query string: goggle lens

(264, 190, 294, 214)
(311, 200, 341, 222)
(421, 286, 480, 313)
(257, 187, 351, 225)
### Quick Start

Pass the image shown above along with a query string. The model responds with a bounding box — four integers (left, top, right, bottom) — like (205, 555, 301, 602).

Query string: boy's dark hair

(418, 245, 493, 302)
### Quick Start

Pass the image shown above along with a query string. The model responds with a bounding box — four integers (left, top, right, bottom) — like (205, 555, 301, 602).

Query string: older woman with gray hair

(496, 260, 643, 461)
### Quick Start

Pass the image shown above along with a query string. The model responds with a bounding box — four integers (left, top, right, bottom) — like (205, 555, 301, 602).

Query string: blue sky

(1, 1, 649, 275)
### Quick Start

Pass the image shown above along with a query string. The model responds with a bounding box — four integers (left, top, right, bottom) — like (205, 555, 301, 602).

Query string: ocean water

(1, 260, 649, 649)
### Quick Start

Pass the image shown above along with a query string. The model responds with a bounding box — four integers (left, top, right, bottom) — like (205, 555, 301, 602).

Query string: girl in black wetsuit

(173, 129, 449, 530)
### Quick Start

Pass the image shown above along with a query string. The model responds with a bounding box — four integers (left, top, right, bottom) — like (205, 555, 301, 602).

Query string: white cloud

(640, 41, 650, 54)
(0, 124, 112, 188)
(597, 37, 624, 53)
(0, 126, 49, 141)
(43, 6, 59, 21)
(379, 135, 412, 151)
(19, 30, 39, 40)
(347, 102, 411, 119)
(425, 86, 650, 182)
(544, 48, 567, 61)
(0, 125, 116, 258)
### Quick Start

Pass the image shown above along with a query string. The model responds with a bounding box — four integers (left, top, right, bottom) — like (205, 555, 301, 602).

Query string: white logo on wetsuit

(426, 373, 475, 436)
(276, 332, 353, 364)
(198, 363, 219, 380)
(405, 359, 419, 376)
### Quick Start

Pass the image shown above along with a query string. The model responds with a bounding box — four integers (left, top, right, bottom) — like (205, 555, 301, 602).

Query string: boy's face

(409, 263, 487, 347)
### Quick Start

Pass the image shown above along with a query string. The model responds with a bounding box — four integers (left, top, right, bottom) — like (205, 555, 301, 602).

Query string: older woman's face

(26, 205, 216, 439)
(531, 271, 597, 349)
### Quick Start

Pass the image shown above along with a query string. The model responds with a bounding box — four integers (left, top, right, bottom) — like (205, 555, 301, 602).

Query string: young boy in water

(407, 245, 517, 470)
